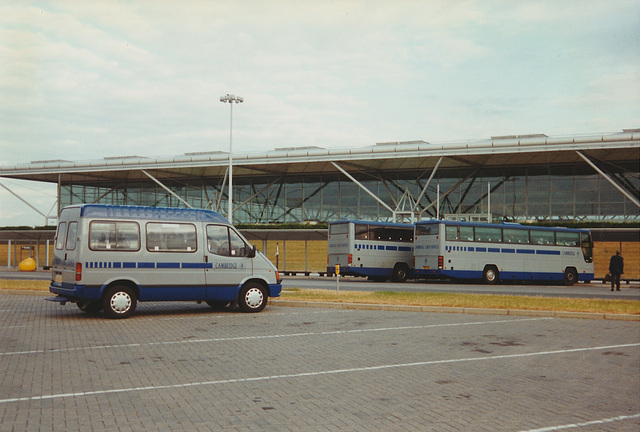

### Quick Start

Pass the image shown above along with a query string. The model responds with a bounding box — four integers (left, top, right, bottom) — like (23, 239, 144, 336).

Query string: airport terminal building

(1, 129, 639, 224)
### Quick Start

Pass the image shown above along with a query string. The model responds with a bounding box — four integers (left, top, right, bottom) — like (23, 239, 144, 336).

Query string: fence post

(6, 240, 10, 269)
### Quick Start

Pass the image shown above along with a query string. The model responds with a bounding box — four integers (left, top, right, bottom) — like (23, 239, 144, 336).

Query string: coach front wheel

(482, 265, 499, 284)
(563, 268, 578, 286)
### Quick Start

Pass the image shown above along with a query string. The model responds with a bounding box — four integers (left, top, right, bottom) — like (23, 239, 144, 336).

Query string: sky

(0, 0, 638, 226)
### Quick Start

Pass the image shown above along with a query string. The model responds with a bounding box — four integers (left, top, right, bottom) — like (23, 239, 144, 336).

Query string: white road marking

(0, 342, 637, 404)
(0, 317, 551, 356)
(517, 413, 640, 431)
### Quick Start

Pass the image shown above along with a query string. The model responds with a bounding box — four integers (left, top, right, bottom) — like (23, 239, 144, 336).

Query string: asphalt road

(1, 292, 638, 431)
(283, 276, 640, 300)
(2, 270, 638, 300)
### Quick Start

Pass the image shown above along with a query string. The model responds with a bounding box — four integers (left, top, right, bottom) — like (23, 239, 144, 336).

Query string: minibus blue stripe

(157, 262, 180, 269)
(137, 262, 155, 268)
(113, 262, 121, 268)
(386, 246, 398, 251)
(123, 262, 136, 268)
(488, 247, 500, 253)
(398, 246, 412, 252)
(181, 262, 207, 269)
(476, 247, 486, 252)
(501, 248, 515, 253)
(517, 249, 535, 254)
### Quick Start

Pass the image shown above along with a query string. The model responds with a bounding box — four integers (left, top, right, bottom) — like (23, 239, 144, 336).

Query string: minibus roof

(76, 204, 229, 223)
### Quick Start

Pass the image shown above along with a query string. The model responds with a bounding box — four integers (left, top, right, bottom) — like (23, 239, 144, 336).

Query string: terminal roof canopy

(0, 130, 638, 186)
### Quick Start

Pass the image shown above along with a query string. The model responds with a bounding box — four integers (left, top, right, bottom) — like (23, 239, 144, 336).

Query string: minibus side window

(65, 222, 78, 250)
(146, 223, 197, 252)
(207, 225, 230, 256)
(90, 221, 140, 251)
(90, 222, 116, 250)
(55, 222, 67, 250)
(207, 225, 251, 257)
(229, 228, 249, 257)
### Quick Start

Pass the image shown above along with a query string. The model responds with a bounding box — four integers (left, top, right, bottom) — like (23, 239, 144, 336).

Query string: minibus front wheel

(238, 282, 267, 313)
(103, 285, 137, 319)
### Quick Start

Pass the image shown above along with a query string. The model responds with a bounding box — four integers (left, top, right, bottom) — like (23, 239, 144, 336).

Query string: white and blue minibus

(413, 219, 594, 285)
(327, 220, 414, 282)
(48, 204, 282, 318)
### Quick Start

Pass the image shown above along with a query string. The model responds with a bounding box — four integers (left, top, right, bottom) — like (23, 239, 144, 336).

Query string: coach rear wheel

(103, 285, 137, 319)
(563, 268, 578, 286)
(238, 282, 267, 313)
(391, 264, 409, 283)
(482, 265, 499, 285)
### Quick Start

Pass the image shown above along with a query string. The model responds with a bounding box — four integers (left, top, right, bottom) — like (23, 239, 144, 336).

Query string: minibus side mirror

(249, 245, 257, 258)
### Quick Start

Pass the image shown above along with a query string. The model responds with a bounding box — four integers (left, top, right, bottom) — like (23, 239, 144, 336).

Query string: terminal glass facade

(60, 165, 639, 223)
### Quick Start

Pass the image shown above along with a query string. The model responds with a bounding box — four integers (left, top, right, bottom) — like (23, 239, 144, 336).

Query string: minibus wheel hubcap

(111, 292, 131, 313)
(245, 287, 263, 308)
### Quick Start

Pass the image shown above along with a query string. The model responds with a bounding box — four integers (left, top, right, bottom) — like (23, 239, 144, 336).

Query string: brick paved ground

(0, 292, 638, 431)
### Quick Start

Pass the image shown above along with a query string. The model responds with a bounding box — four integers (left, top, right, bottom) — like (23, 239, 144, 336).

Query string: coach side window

(532, 230, 555, 245)
(445, 225, 459, 241)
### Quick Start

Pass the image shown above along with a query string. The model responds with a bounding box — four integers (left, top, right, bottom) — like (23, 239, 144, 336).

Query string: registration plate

(54, 274, 62, 284)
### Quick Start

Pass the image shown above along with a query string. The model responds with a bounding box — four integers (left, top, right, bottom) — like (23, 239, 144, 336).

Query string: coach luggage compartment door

(204, 224, 253, 301)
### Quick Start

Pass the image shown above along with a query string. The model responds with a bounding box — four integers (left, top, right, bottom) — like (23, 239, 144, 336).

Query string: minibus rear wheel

(77, 300, 102, 314)
(103, 285, 137, 319)
(238, 282, 267, 313)
(206, 300, 230, 310)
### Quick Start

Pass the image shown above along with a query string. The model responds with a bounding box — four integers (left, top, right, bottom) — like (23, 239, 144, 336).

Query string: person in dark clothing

(608, 250, 624, 291)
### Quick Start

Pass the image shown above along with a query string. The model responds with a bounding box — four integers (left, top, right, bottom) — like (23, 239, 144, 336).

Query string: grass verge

(1, 280, 638, 316)
(281, 288, 640, 315)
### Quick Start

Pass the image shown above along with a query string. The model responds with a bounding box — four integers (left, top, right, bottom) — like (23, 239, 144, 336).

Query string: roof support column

(0, 181, 47, 221)
(141, 170, 194, 209)
(576, 151, 640, 208)
(412, 156, 443, 213)
(331, 162, 395, 217)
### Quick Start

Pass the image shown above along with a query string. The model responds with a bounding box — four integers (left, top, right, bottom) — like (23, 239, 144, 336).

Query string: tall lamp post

(219, 94, 243, 223)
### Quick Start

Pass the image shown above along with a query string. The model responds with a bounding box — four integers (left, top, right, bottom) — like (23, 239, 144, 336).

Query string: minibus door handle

(204, 255, 208, 263)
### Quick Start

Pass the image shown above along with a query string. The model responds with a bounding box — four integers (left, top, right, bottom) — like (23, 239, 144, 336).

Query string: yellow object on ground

(18, 257, 36, 272)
